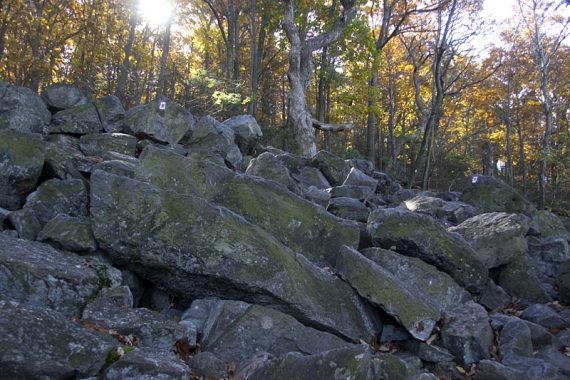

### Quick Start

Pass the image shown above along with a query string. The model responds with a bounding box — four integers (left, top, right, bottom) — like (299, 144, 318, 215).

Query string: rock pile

(1, 82, 569, 379)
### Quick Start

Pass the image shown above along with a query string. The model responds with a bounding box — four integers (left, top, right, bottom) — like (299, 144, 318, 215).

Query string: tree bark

(281, 0, 357, 157)
(157, 19, 173, 99)
(117, 13, 138, 101)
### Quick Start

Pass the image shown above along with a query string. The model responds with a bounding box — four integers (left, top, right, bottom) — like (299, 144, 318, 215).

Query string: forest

(0, 0, 569, 210)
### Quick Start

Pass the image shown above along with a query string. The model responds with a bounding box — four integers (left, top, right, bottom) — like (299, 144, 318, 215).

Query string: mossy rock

(460, 175, 534, 215)
(0, 129, 45, 210)
(90, 170, 379, 341)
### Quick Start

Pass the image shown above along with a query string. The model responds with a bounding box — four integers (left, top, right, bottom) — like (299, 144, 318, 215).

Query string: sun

(138, 0, 174, 27)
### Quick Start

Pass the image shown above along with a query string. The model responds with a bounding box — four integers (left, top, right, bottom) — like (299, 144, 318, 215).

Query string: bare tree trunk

(117, 13, 138, 101)
(157, 19, 173, 99)
(0, 0, 12, 60)
(281, 0, 356, 157)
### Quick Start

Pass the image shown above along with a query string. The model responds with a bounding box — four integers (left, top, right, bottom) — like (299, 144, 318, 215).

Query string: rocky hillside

(1, 82, 570, 379)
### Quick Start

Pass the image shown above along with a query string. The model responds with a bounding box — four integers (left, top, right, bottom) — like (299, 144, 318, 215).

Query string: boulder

(0, 232, 110, 317)
(8, 208, 42, 240)
(336, 246, 439, 341)
(80, 133, 138, 158)
(182, 299, 351, 364)
(528, 236, 570, 281)
(37, 215, 97, 252)
(501, 355, 567, 380)
(495, 255, 551, 303)
(449, 212, 529, 269)
(499, 318, 533, 360)
(558, 260, 570, 304)
(368, 207, 487, 293)
(326, 197, 370, 222)
(0, 207, 9, 230)
(439, 301, 493, 364)
(0, 130, 45, 210)
(95, 95, 126, 133)
(0, 300, 117, 379)
(48, 102, 103, 134)
(82, 286, 185, 350)
(0, 82, 51, 133)
(520, 304, 567, 330)
(293, 166, 331, 189)
(102, 348, 191, 380)
(44, 134, 90, 178)
(246, 152, 302, 195)
(23, 178, 88, 226)
(311, 150, 351, 186)
(535, 346, 570, 377)
(328, 185, 374, 201)
(361, 247, 472, 312)
(403, 195, 476, 225)
(136, 146, 360, 268)
(245, 346, 411, 380)
(222, 114, 263, 155)
(347, 158, 375, 176)
(460, 175, 534, 214)
(475, 360, 524, 380)
(342, 167, 378, 193)
(93, 159, 138, 178)
(124, 99, 195, 145)
(303, 186, 330, 207)
(187, 352, 228, 379)
(403, 341, 455, 363)
(90, 170, 379, 341)
(41, 82, 90, 111)
(479, 279, 511, 311)
(185, 115, 242, 168)
(528, 210, 570, 240)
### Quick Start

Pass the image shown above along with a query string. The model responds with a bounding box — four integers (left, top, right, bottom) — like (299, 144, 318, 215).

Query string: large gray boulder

(461, 175, 534, 214)
(124, 99, 195, 145)
(22, 178, 88, 226)
(182, 299, 351, 364)
(403, 195, 477, 225)
(41, 82, 90, 111)
(102, 348, 191, 380)
(43, 134, 89, 179)
(0, 82, 51, 133)
(0, 232, 110, 317)
(48, 102, 103, 134)
(223, 114, 262, 155)
(361, 247, 472, 312)
(0, 300, 117, 379)
(439, 301, 493, 364)
(90, 170, 379, 341)
(311, 150, 351, 186)
(336, 246, 439, 341)
(449, 212, 530, 269)
(80, 133, 138, 158)
(135, 146, 360, 268)
(95, 95, 126, 133)
(342, 167, 378, 193)
(326, 197, 370, 222)
(0, 129, 45, 210)
(187, 115, 242, 169)
(37, 215, 98, 252)
(246, 152, 302, 195)
(368, 207, 488, 293)
(495, 255, 551, 303)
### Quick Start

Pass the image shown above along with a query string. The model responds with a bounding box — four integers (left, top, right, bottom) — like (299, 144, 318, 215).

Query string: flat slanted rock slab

(449, 212, 529, 269)
(368, 207, 487, 293)
(0, 232, 105, 317)
(136, 146, 360, 268)
(0, 300, 117, 379)
(336, 246, 439, 341)
(361, 247, 472, 312)
(90, 170, 379, 341)
(185, 299, 351, 364)
(102, 348, 191, 380)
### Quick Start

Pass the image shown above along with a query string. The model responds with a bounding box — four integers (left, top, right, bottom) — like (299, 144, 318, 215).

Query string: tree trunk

(366, 58, 379, 163)
(281, 0, 356, 157)
(157, 19, 172, 99)
(117, 13, 138, 101)
(0, 0, 11, 60)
